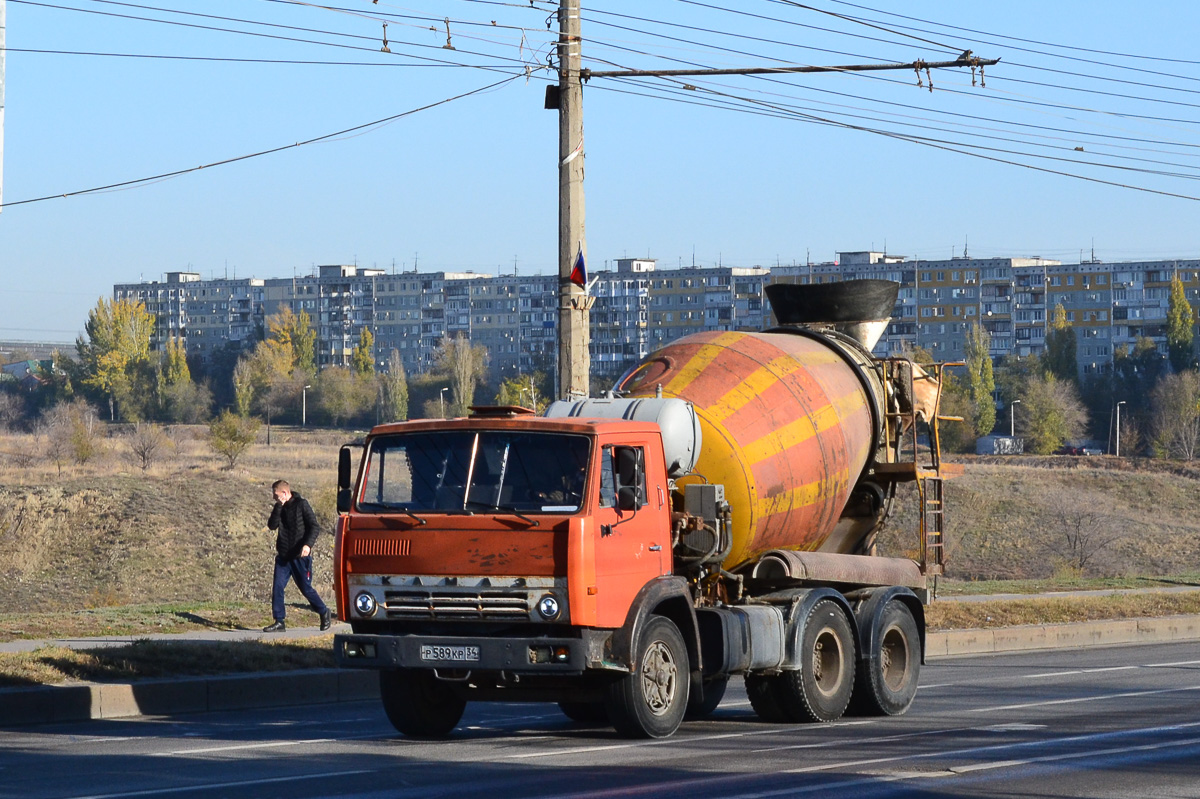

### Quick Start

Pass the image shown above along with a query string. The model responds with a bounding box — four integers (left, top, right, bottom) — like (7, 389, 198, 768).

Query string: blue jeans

(271, 555, 328, 622)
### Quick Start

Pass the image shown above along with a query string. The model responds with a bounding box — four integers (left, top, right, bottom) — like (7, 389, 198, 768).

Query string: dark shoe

(263, 620, 286, 633)
(320, 609, 333, 631)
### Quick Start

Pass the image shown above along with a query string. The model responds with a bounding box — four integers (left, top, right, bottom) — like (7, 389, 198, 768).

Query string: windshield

(359, 430, 591, 514)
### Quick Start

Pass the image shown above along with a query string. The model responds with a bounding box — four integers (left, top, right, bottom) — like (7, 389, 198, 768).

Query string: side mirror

(337, 446, 354, 513)
(614, 447, 643, 512)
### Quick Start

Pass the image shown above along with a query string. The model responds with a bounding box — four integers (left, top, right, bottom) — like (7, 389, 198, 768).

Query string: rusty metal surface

(617, 330, 877, 569)
(749, 549, 926, 590)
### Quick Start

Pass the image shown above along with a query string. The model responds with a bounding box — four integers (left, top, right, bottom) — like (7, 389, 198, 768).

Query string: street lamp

(302, 384, 312, 427)
(1116, 400, 1127, 457)
(1010, 399, 1022, 437)
(439, 387, 449, 418)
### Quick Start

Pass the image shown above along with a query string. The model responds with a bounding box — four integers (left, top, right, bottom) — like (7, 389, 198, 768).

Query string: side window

(599, 446, 617, 508)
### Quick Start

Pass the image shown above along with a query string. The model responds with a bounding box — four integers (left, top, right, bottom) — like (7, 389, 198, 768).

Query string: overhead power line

(0, 74, 527, 208)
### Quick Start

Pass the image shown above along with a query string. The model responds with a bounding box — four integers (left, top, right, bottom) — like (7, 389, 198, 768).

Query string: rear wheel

(852, 600, 921, 716)
(685, 675, 728, 720)
(379, 670, 466, 739)
(606, 616, 689, 738)
(558, 702, 609, 725)
(774, 599, 856, 723)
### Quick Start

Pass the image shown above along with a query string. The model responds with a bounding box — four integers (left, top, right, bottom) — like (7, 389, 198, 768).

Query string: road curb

(926, 613, 1200, 658)
(0, 668, 380, 727)
(4, 615, 1200, 726)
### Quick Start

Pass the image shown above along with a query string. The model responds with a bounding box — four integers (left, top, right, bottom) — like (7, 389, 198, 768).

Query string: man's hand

(301, 545, 311, 558)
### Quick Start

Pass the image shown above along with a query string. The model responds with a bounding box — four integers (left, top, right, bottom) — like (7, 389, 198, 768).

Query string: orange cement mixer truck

(333, 279, 953, 739)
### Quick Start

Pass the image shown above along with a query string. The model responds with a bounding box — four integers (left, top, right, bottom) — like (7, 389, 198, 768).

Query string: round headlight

(355, 591, 378, 617)
(537, 594, 560, 620)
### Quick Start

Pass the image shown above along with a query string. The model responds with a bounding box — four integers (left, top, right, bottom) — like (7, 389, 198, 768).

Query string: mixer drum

(616, 329, 880, 569)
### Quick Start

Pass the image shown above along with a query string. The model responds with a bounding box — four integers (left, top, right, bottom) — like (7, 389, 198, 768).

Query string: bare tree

(1046, 504, 1126, 576)
(126, 423, 171, 472)
(1150, 371, 1200, 460)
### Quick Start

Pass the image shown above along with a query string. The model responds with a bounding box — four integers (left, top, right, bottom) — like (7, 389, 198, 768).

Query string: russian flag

(569, 244, 587, 288)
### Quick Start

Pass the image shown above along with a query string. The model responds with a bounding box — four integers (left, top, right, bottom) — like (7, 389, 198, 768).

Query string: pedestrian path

(0, 622, 348, 654)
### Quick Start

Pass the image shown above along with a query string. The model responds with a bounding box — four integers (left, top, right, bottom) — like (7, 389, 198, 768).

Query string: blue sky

(3, 0, 1199, 343)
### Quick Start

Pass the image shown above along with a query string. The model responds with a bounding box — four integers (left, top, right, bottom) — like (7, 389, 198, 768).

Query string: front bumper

(334, 633, 586, 674)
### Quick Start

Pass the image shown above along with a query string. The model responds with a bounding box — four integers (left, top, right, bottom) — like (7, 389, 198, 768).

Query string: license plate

(420, 644, 480, 663)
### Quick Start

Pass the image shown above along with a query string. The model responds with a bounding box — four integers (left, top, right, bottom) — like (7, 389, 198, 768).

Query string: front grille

(383, 590, 530, 619)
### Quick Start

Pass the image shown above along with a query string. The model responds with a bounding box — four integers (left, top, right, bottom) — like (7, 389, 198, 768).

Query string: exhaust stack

(764, 279, 899, 350)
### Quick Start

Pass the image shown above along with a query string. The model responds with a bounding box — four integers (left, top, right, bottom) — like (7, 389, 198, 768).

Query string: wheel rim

(640, 640, 679, 716)
(812, 626, 845, 698)
(880, 624, 911, 692)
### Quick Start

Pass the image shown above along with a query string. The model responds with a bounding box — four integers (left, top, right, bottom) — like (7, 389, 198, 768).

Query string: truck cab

(334, 409, 698, 738)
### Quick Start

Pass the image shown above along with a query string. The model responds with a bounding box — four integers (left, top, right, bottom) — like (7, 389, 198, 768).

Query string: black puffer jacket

(268, 493, 320, 559)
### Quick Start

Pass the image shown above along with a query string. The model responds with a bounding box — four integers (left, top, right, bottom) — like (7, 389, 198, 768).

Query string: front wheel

(685, 675, 728, 720)
(606, 616, 690, 738)
(558, 702, 609, 725)
(379, 670, 466, 739)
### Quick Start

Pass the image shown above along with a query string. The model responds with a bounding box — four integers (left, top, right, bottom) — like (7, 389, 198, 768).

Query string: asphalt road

(4, 641, 1200, 799)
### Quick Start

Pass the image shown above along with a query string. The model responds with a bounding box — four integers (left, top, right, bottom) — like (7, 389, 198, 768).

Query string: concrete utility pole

(1, 0, 6, 211)
(556, 0, 592, 400)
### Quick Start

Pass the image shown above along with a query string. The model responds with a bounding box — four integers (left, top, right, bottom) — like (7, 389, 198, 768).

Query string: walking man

(263, 480, 332, 633)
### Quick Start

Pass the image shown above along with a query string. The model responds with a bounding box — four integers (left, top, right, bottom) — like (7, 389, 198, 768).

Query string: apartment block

(114, 252, 1200, 386)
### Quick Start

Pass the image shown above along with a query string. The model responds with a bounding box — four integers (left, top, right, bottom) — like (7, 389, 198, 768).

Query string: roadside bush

(208, 411, 260, 470)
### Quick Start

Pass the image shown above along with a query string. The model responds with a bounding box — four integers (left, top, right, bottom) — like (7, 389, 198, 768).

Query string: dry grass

(880, 458, 1200, 582)
(0, 636, 335, 688)
(927, 590, 1200, 630)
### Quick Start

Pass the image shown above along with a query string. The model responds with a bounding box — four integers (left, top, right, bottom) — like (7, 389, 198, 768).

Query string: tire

(851, 600, 921, 716)
(685, 676, 728, 720)
(379, 669, 466, 739)
(745, 674, 787, 723)
(775, 599, 856, 723)
(558, 702, 609, 725)
(606, 616, 690, 738)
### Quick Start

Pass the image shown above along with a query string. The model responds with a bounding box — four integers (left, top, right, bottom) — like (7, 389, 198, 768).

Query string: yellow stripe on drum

(756, 470, 849, 520)
(663, 331, 745, 398)
(704, 350, 843, 423)
(741, 389, 868, 466)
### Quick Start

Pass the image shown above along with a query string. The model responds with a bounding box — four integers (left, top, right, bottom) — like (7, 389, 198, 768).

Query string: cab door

(589, 439, 671, 628)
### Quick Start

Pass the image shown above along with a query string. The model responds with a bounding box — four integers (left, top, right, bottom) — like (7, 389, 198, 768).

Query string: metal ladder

(920, 475, 945, 575)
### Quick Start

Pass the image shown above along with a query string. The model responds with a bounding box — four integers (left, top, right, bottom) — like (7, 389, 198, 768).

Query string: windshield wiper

(378, 504, 427, 525)
(463, 500, 540, 527)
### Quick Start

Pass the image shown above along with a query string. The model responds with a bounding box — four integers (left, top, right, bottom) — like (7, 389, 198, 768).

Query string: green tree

(963, 323, 997, 437)
(316, 365, 373, 426)
(1043, 303, 1077, 383)
(495, 371, 548, 412)
(934, 372, 975, 454)
(76, 297, 157, 421)
(208, 410, 260, 469)
(1017, 373, 1088, 455)
(1167, 273, 1195, 373)
(155, 336, 210, 422)
(352, 328, 376, 377)
(379, 349, 409, 422)
(266, 306, 316, 376)
(435, 334, 489, 417)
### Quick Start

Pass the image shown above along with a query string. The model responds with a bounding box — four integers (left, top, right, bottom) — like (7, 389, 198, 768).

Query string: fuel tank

(614, 281, 896, 570)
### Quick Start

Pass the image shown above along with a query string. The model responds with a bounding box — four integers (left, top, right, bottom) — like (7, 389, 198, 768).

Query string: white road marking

(971, 683, 1200, 712)
(506, 720, 876, 760)
(64, 770, 373, 799)
(151, 737, 335, 756)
